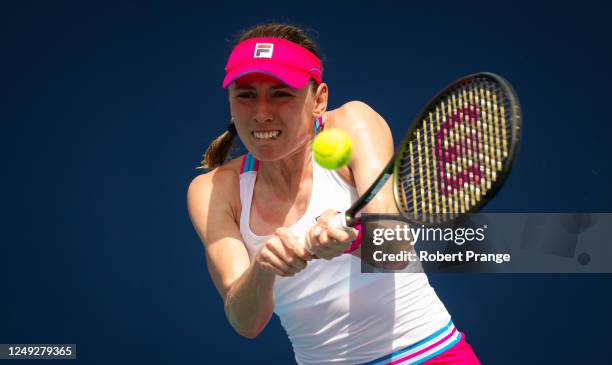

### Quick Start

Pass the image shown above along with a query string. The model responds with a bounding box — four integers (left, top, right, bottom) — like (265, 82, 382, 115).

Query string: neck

(257, 144, 313, 201)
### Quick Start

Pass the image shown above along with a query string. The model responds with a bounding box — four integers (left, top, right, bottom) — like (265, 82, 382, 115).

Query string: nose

(254, 94, 273, 123)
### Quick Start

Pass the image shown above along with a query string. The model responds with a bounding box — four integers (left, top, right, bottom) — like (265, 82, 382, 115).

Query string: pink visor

(222, 37, 322, 89)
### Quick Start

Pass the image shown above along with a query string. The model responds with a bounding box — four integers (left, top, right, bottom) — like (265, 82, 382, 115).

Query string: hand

(255, 227, 314, 277)
(305, 209, 359, 260)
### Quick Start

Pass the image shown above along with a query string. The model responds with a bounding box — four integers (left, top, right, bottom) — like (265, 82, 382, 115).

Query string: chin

(248, 147, 286, 161)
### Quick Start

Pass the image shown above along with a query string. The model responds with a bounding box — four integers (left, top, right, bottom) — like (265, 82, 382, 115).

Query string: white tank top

(238, 151, 452, 365)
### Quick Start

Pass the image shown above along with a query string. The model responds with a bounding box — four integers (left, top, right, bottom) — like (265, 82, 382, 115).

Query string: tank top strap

(239, 116, 324, 175)
(239, 153, 259, 175)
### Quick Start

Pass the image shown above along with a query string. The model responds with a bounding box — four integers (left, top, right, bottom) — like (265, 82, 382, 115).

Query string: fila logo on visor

(254, 43, 274, 58)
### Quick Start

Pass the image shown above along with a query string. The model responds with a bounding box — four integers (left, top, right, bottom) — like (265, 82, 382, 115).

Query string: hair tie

(227, 123, 237, 135)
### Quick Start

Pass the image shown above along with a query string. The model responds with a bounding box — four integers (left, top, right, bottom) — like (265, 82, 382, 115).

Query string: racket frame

(342, 72, 521, 227)
(393, 72, 522, 224)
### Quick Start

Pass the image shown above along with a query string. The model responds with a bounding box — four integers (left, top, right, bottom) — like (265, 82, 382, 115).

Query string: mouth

(252, 130, 282, 140)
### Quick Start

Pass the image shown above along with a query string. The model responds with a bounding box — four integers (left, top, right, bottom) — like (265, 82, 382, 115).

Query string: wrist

(343, 223, 362, 253)
(252, 259, 278, 283)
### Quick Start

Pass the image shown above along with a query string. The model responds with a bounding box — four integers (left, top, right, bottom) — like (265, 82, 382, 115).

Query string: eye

(273, 90, 293, 97)
(236, 91, 256, 99)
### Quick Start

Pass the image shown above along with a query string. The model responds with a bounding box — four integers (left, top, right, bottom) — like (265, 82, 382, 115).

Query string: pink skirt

(362, 322, 481, 365)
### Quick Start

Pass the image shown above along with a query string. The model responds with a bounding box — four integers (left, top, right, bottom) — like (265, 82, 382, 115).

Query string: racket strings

(397, 77, 514, 224)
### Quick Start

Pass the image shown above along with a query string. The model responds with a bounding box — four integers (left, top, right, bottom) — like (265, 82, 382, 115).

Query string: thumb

(317, 209, 339, 225)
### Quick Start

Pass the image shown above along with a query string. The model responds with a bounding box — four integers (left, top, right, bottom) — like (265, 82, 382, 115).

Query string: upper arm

(187, 169, 251, 301)
(332, 102, 409, 268)
(331, 101, 399, 214)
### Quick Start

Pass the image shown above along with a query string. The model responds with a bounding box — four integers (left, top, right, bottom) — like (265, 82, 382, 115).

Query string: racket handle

(329, 212, 349, 230)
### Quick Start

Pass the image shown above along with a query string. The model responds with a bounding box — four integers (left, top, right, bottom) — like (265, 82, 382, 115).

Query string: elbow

(228, 315, 264, 339)
(224, 297, 266, 340)
(235, 327, 262, 339)
(225, 315, 262, 339)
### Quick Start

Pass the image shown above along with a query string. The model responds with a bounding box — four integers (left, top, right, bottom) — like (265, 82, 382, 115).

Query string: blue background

(2, 1, 611, 364)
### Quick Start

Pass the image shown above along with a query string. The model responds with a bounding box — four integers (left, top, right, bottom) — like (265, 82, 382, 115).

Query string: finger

(288, 242, 314, 263)
(269, 242, 307, 271)
(261, 261, 289, 277)
(317, 228, 330, 245)
(276, 228, 313, 262)
(305, 225, 322, 254)
(256, 251, 290, 276)
(313, 230, 341, 259)
(317, 228, 355, 258)
(327, 227, 358, 243)
(317, 209, 339, 225)
(261, 244, 296, 276)
(273, 231, 311, 268)
(318, 229, 345, 250)
(306, 227, 325, 253)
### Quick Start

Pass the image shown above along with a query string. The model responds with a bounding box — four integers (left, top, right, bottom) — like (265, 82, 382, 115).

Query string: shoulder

(321, 101, 394, 186)
(325, 100, 390, 135)
(335, 100, 378, 116)
(188, 156, 243, 197)
(324, 100, 393, 149)
(187, 156, 244, 226)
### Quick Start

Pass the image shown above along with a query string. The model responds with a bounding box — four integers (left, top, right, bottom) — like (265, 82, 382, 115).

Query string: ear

(312, 82, 328, 119)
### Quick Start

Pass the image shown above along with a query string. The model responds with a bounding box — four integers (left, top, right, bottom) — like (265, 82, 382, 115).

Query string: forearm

(224, 261, 276, 338)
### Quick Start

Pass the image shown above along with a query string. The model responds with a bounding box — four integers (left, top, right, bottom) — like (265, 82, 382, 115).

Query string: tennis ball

(313, 129, 353, 169)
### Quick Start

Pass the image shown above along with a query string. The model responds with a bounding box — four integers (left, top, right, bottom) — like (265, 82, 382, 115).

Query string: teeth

(253, 130, 281, 139)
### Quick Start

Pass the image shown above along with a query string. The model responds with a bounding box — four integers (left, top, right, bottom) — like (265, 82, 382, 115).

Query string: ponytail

(198, 123, 237, 169)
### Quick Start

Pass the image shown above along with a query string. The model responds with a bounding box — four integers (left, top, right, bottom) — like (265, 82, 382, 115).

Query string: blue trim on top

(246, 153, 254, 172)
(241, 153, 254, 173)
(362, 320, 454, 365)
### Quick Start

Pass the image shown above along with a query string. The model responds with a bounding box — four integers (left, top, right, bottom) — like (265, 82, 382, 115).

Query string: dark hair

(199, 23, 323, 170)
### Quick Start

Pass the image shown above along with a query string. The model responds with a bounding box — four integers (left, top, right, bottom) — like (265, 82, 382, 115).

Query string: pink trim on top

(239, 154, 247, 174)
(344, 223, 362, 253)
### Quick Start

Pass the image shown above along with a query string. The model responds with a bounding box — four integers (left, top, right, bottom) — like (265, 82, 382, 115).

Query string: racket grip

(329, 212, 349, 230)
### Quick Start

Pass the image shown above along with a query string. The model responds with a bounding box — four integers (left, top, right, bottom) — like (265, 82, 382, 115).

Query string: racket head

(393, 72, 522, 225)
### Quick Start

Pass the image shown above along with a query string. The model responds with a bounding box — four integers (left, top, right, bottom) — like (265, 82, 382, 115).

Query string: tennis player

(188, 23, 481, 365)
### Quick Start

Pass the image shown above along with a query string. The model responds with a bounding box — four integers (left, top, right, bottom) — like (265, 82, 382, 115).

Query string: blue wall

(2, 1, 611, 363)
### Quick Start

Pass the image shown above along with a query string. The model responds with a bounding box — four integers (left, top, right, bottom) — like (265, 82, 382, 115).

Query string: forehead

(232, 73, 292, 89)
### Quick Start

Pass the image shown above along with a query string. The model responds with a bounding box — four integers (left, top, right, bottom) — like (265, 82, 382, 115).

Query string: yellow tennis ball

(313, 129, 353, 169)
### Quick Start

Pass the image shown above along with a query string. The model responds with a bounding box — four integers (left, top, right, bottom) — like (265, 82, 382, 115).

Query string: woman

(188, 23, 481, 365)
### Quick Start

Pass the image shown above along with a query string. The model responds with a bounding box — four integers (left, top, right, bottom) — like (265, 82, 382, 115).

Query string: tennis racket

(321, 72, 521, 233)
